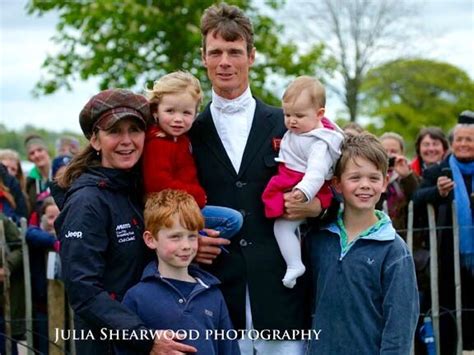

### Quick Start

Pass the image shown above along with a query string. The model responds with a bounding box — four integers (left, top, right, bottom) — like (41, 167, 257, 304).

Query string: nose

(181, 238, 191, 250)
(218, 52, 231, 67)
(360, 177, 370, 189)
(120, 131, 133, 144)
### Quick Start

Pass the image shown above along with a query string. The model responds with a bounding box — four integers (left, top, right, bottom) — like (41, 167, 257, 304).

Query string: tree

(360, 58, 474, 145)
(286, 0, 416, 122)
(26, 0, 334, 105)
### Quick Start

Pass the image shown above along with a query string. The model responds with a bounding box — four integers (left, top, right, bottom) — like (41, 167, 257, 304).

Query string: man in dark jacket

(189, 4, 331, 354)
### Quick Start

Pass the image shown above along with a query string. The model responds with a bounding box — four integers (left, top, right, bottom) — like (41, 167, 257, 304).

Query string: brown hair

(57, 143, 101, 189)
(334, 133, 389, 178)
(414, 127, 449, 159)
(342, 122, 364, 136)
(0, 178, 16, 209)
(146, 71, 203, 117)
(201, 3, 254, 55)
(283, 76, 326, 108)
(144, 189, 204, 237)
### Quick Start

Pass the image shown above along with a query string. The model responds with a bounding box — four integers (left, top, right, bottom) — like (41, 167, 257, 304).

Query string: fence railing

(1, 201, 470, 354)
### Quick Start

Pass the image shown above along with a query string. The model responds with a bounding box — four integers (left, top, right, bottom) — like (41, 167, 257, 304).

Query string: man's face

(202, 32, 255, 100)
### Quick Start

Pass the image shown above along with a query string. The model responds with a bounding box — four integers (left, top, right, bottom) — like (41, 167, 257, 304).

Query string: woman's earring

(96, 150, 100, 156)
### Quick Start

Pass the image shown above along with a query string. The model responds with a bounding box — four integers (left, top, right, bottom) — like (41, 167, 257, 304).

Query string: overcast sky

(0, 0, 473, 134)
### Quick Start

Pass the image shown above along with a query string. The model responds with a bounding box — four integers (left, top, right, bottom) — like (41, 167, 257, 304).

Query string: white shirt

(210, 87, 256, 173)
(276, 127, 344, 201)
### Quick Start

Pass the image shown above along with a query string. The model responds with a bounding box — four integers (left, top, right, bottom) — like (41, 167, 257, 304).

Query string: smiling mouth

(116, 150, 134, 156)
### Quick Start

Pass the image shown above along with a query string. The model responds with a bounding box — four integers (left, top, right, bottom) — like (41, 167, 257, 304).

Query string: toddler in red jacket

(143, 71, 242, 241)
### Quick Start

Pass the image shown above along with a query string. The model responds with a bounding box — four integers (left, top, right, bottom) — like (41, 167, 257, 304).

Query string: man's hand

(195, 228, 230, 265)
(150, 330, 197, 355)
(437, 176, 455, 197)
(291, 189, 307, 202)
(283, 192, 322, 220)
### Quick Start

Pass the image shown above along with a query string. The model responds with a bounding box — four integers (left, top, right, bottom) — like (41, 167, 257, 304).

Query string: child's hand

(291, 189, 307, 202)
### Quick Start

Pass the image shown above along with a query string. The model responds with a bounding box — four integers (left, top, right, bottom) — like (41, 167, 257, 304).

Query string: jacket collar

(141, 260, 221, 287)
(322, 210, 396, 242)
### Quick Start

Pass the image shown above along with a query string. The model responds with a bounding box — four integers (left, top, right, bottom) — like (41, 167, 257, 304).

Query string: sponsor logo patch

(116, 223, 136, 243)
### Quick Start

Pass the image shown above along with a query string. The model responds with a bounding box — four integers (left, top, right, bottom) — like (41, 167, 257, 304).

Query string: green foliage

(26, 0, 334, 105)
(360, 58, 474, 151)
(0, 123, 85, 159)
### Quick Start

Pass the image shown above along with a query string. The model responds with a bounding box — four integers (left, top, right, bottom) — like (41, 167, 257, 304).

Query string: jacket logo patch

(64, 230, 83, 239)
(116, 223, 136, 243)
(204, 309, 213, 317)
(366, 257, 375, 265)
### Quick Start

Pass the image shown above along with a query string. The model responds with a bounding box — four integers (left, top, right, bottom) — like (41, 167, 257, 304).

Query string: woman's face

(91, 118, 145, 170)
(451, 126, 474, 161)
(419, 135, 446, 166)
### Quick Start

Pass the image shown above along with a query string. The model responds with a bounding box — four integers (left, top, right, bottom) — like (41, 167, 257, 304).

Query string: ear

(316, 107, 325, 119)
(143, 230, 158, 250)
(201, 47, 208, 68)
(90, 133, 101, 152)
(248, 47, 256, 66)
(332, 176, 342, 194)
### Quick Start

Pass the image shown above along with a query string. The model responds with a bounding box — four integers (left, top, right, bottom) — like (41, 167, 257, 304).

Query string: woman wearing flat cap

(53, 89, 197, 354)
(413, 110, 474, 354)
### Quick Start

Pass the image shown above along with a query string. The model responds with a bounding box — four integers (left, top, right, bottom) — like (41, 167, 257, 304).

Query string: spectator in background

(0, 149, 27, 194)
(0, 213, 25, 355)
(26, 197, 60, 355)
(24, 134, 52, 225)
(413, 111, 474, 353)
(411, 127, 449, 177)
(378, 132, 419, 237)
(342, 122, 364, 136)
(0, 163, 28, 224)
(55, 136, 80, 157)
(51, 155, 72, 181)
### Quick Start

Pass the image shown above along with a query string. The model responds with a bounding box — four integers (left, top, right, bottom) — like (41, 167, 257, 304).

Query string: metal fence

(0, 202, 471, 355)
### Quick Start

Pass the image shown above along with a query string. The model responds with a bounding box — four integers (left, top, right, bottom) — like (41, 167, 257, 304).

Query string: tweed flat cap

(79, 89, 151, 139)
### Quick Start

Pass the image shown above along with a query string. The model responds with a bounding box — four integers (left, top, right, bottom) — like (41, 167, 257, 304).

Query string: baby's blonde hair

(146, 71, 203, 115)
(283, 76, 326, 109)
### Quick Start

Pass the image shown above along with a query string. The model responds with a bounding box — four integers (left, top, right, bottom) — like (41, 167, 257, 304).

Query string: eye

(189, 235, 198, 240)
(107, 127, 120, 134)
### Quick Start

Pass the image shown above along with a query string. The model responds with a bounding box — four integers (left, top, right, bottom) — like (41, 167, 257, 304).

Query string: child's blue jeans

(202, 205, 243, 239)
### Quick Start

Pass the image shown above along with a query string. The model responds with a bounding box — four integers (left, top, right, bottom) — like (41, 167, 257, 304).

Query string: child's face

(333, 157, 388, 213)
(156, 92, 197, 137)
(282, 91, 324, 135)
(41, 204, 60, 233)
(144, 214, 198, 270)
